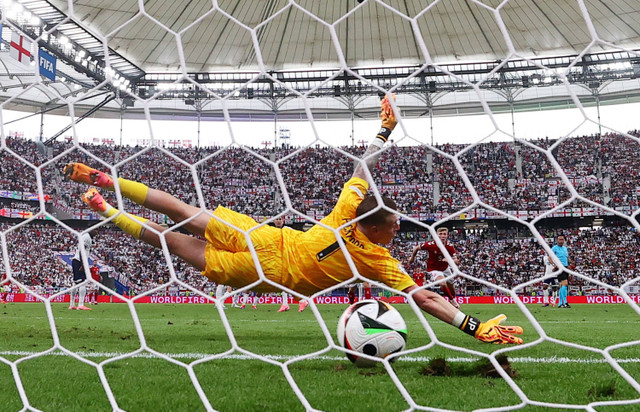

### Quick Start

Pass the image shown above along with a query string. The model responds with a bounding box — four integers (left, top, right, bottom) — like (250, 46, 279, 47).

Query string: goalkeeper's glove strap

(376, 127, 392, 142)
(459, 315, 481, 336)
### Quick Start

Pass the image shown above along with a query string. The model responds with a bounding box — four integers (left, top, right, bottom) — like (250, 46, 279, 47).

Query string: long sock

(552, 290, 558, 305)
(69, 288, 77, 307)
(215, 285, 226, 305)
(99, 203, 149, 239)
(559, 285, 567, 305)
(441, 284, 454, 300)
(543, 288, 549, 304)
(447, 283, 456, 300)
(78, 285, 87, 307)
(281, 292, 289, 306)
(116, 178, 149, 205)
(242, 293, 249, 305)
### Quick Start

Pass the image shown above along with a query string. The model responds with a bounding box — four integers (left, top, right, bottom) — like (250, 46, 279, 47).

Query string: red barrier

(2, 293, 638, 304)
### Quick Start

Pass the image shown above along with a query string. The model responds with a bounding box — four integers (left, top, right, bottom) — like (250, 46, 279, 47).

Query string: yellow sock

(117, 177, 149, 205)
(103, 205, 149, 239)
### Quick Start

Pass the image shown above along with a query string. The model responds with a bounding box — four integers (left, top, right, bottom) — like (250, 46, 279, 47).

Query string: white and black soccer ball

(337, 299, 407, 367)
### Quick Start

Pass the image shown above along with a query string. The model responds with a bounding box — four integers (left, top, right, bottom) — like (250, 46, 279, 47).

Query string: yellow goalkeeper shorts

(202, 206, 282, 291)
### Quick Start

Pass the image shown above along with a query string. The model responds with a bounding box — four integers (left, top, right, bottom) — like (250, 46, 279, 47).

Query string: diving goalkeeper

(63, 96, 523, 345)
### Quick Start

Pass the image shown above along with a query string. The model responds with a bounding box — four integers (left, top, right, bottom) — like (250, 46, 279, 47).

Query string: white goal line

(0, 351, 637, 364)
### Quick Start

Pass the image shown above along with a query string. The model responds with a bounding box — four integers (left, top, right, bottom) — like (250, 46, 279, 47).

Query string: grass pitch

(0, 302, 638, 411)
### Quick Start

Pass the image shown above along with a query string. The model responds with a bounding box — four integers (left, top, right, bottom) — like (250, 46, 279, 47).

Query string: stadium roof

(2, 0, 640, 124)
(45, 0, 640, 71)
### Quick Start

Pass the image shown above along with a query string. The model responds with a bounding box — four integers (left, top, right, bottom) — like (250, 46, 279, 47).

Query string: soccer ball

(336, 299, 407, 367)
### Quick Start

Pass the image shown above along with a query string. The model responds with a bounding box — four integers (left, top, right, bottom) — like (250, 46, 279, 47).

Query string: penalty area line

(0, 350, 638, 364)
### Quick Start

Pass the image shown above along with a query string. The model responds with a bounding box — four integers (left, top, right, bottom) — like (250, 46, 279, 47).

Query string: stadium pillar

(274, 110, 278, 148)
(119, 106, 124, 146)
(39, 108, 45, 142)
(351, 111, 355, 147)
(510, 100, 515, 138)
(595, 92, 602, 137)
(197, 108, 201, 147)
(429, 108, 434, 146)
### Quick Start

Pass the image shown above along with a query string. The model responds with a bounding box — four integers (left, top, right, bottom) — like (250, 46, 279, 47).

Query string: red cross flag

(10, 32, 33, 66)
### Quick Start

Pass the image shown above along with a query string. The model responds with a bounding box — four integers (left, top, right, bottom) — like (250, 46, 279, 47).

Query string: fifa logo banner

(38, 50, 57, 81)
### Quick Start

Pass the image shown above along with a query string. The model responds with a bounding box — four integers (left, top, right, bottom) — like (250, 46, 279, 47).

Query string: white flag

(10, 32, 33, 66)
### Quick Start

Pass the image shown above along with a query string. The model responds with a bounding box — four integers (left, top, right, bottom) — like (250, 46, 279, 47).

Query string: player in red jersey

(363, 281, 372, 299)
(89, 266, 102, 304)
(0, 273, 8, 304)
(408, 227, 460, 309)
(412, 271, 425, 287)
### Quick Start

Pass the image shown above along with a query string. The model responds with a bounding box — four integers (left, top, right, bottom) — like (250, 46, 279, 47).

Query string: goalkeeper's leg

(82, 188, 207, 271)
(64, 163, 210, 237)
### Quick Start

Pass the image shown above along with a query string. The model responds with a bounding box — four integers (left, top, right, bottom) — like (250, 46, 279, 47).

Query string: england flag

(10, 32, 33, 66)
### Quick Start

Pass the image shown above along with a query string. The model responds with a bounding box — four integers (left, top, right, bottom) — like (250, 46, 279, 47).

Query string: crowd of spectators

(3, 132, 640, 220)
(1, 131, 639, 296)
(601, 131, 640, 209)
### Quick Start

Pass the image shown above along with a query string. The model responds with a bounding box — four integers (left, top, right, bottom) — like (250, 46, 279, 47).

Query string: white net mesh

(1, 0, 640, 410)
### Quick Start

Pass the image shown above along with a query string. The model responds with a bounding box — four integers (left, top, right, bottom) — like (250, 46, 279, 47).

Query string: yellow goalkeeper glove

(474, 314, 524, 345)
(376, 94, 397, 142)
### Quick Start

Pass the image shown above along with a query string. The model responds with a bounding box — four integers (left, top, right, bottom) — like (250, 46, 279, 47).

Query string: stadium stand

(1, 134, 638, 297)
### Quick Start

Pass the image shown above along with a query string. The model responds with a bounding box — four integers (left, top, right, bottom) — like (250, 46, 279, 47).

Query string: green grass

(0, 302, 638, 411)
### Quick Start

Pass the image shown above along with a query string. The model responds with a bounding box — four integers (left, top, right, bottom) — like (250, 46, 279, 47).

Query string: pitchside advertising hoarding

(2, 294, 639, 305)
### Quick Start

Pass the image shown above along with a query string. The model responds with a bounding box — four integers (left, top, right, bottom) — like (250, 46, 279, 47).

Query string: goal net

(1, 0, 639, 410)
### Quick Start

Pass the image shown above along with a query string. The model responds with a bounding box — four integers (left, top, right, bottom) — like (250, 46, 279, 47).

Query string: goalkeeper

(63, 96, 523, 345)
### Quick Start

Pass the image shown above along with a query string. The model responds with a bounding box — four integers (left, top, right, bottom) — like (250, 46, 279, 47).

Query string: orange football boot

(63, 162, 114, 188)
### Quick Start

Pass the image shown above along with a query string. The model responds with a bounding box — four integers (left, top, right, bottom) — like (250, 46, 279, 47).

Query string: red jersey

(90, 266, 102, 282)
(413, 272, 425, 287)
(420, 241, 457, 272)
(363, 286, 372, 300)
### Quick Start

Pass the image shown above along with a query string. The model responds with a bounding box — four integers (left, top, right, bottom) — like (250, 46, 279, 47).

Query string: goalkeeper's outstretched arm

(405, 285, 524, 345)
(352, 95, 397, 181)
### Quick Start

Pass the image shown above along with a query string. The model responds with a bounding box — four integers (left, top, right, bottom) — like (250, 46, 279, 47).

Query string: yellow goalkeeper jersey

(202, 177, 415, 295)
(281, 177, 415, 294)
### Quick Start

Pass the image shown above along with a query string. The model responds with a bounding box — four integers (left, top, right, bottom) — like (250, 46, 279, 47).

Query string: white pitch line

(0, 351, 638, 364)
(2, 316, 639, 325)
